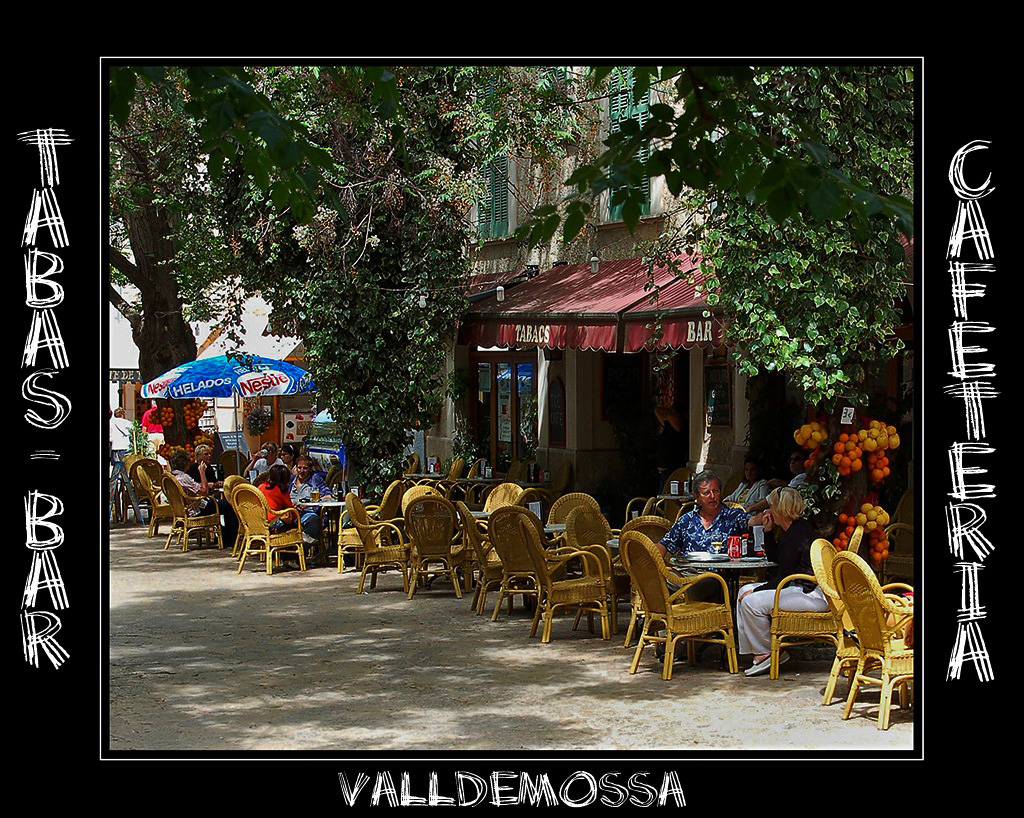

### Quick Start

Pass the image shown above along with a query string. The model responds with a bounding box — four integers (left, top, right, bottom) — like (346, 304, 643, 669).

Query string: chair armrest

(772, 574, 818, 612)
(666, 570, 730, 608)
(367, 519, 407, 547)
(882, 582, 914, 596)
(270, 507, 299, 524)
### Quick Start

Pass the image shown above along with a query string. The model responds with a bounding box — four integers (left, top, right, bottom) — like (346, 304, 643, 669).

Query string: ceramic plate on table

(682, 553, 729, 562)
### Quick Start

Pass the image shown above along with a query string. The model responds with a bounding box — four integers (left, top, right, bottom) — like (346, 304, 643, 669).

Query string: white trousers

(736, 583, 828, 655)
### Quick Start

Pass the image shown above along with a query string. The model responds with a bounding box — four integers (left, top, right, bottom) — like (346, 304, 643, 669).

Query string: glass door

(471, 352, 538, 473)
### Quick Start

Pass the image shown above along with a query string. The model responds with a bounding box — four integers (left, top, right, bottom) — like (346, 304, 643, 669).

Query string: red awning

(622, 268, 724, 351)
(459, 255, 721, 352)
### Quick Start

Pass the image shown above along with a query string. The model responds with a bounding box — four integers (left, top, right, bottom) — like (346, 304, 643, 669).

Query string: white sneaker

(302, 532, 316, 545)
(745, 651, 788, 677)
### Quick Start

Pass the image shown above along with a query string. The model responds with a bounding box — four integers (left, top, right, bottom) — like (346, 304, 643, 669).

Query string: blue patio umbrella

(141, 354, 317, 473)
(141, 354, 315, 399)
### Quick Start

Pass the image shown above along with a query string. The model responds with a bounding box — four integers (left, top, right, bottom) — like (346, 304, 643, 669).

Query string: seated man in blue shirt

(290, 454, 333, 552)
(657, 469, 753, 558)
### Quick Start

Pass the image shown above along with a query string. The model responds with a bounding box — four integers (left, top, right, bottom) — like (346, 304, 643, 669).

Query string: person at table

(289, 454, 332, 548)
(168, 449, 237, 547)
(280, 442, 300, 475)
(656, 470, 753, 558)
(654, 404, 687, 492)
(186, 443, 224, 489)
(725, 456, 769, 511)
(259, 464, 300, 529)
(736, 486, 828, 677)
(244, 442, 282, 478)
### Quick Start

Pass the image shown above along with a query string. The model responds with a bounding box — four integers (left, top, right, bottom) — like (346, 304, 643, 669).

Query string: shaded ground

(108, 525, 914, 751)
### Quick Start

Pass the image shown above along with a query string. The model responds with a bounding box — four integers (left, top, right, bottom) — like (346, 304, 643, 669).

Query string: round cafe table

(669, 555, 776, 611)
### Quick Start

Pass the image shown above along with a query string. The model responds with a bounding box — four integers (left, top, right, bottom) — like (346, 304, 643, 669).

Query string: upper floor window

(607, 68, 651, 222)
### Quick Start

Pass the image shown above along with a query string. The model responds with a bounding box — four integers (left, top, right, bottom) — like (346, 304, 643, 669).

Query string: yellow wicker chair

(483, 482, 525, 513)
(518, 515, 610, 643)
(347, 493, 410, 593)
(160, 474, 223, 553)
(456, 501, 503, 615)
(620, 531, 738, 680)
(504, 460, 527, 482)
(623, 496, 651, 524)
(766, 555, 838, 680)
(881, 521, 914, 584)
(535, 461, 573, 509)
(565, 506, 628, 634)
(486, 505, 545, 621)
(222, 475, 250, 557)
(232, 483, 305, 575)
(466, 458, 486, 478)
(219, 449, 245, 477)
(665, 466, 693, 486)
(401, 484, 440, 515)
(832, 549, 915, 730)
(365, 479, 406, 524)
(618, 515, 673, 647)
(642, 496, 687, 520)
(404, 452, 421, 475)
(132, 461, 174, 537)
(547, 492, 600, 525)
(405, 494, 468, 600)
(722, 469, 744, 498)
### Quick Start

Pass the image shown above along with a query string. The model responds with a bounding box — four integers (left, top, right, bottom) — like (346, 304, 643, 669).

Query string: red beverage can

(728, 536, 742, 559)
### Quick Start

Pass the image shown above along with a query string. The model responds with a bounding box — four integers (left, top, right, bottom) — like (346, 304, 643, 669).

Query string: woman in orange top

(259, 465, 297, 529)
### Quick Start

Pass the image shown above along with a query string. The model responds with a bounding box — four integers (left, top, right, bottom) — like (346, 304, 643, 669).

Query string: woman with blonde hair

(736, 486, 828, 676)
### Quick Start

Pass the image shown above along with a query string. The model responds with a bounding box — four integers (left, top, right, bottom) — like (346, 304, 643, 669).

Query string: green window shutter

(477, 75, 509, 240)
(608, 68, 651, 222)
(478, 156, 509, 240)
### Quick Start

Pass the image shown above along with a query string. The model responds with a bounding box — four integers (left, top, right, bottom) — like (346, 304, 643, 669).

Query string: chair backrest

(517, 515, 555, 588)
(620, 514, 672, 543)
(516, 487, 546, 509)
(620, 531, 670, 618)
(252, 471, 270, 487)
(160, 474, 189, 518)
(505, 461, 526, 482)
(484, 482, 525, 513)
(666, 466, 693, 485)
(832, 550, 898, 654)
(548, 461, 572, 496)
(447, 457, 466, 481)
(547, 492, 600, 524)
(405, 452, 421, 475)
(130, 458, 163, 496)
(891, 480, 913, 527)
(346, 492, 385, 552)
(378, 480, 406, 520)
(722, 469, 744, 498)
(466, 458, 486, 479)
(565, 506, 613, 550)
(488, 505, 541, 574)
(233, 483, 272, 537)
(219, 449, 245, 476)
(401, 484, 439, 515)
(223, 474, 248, 498)
(405, 495, 458, 558)
(848, 524, 865, 555)
(455, 500, 491, 565)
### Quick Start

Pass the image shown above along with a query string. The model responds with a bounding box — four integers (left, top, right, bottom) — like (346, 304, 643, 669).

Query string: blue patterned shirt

(660, 506, 751, 556)
(289, 471, 331, 504)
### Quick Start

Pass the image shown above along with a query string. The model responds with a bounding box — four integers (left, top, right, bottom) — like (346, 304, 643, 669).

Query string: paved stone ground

(108, 524, 914, 751)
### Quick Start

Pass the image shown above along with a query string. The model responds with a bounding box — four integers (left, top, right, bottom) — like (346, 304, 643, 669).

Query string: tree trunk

(112, 203, 198, 448)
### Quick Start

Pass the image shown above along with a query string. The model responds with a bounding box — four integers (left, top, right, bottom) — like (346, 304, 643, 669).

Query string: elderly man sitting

(656, 469, 753, 559)
(168, 449, 237, 547)
(289, 454, 333, 556)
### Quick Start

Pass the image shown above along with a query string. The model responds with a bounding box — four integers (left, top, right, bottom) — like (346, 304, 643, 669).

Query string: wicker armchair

(518, 515, 610, 643)
(160, 474, 222, 553)
(347, 493, 410, 593)
(618, 515, 673, 647)
(565, 506, 628, 634)
(404, 452, 420, 475)
(813, 533, 914, 707)
(547, 492, 600, 525)
(483, 482, 525, 513)
(620, 532, 738, 680)
(766, 562, 838, 680)
(534, 461, 572, 509)
(405, 495, 468, 599)
(642, 496, 689, 521)
(401, 484, 440, 515)
(665, 466, 693, 486)
(222, 475, 250, 557)
(132, 461, 173, 537)
(504, 460, 527, 482)
(486, 505, 545, 621)
(233, 483, 305, 575)
(456, 501, 503, 615)
(623, 496, 651, 524)
(832, 550, 915, 730)
(219, 449, 245, 477)
(365, 479, 406, 524)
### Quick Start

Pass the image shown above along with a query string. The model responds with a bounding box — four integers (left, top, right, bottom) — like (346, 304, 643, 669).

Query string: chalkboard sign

(705, 364, 732, 427)
(217, 430, 250, 457)
(548, 377, 566, 446)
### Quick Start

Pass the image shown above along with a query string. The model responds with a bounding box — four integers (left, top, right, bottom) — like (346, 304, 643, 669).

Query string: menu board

(282, 411, 313, 443)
